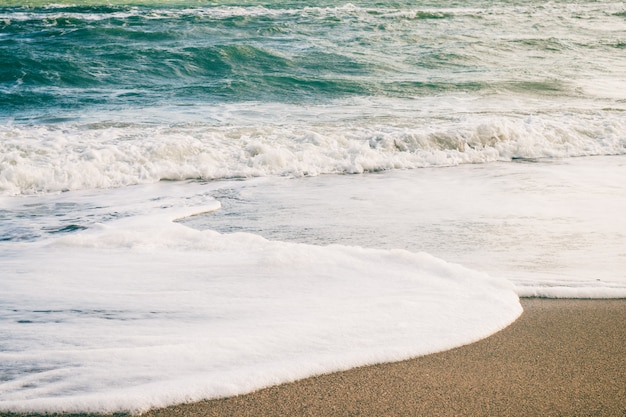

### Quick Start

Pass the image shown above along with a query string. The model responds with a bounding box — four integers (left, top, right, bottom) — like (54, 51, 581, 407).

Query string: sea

(1, 0, 625, 413)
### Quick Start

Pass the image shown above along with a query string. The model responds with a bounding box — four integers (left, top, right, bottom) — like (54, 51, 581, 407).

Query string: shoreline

(3, 298, 626, 417)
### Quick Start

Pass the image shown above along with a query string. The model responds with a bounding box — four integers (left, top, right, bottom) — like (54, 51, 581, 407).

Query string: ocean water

(1, 0, 625, 413)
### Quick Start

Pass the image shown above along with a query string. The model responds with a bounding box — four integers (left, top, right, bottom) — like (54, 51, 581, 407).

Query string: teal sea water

(1, 0, 625, 193)
(1, 0, 626, 413)
(2, 0, 625, 120)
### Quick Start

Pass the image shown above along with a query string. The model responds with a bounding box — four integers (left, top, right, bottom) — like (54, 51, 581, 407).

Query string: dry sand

(4, 298, 626, 417)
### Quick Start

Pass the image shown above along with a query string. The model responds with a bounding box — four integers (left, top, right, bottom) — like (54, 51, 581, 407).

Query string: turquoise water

(1, 0, 625, 196)
(2, 1, 625, 122)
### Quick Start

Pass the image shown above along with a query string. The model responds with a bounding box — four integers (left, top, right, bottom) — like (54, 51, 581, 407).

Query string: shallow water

(182, 155, 626, 298)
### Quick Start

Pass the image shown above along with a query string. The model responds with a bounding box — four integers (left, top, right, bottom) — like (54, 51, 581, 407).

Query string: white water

(0, 182, 521, 413)
(2, 105, 625, 196)
(1, 155, 625, 413)
(189, 155, 626, 299)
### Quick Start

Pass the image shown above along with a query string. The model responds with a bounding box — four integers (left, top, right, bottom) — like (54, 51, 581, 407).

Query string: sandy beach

(3, 298, 625, 417)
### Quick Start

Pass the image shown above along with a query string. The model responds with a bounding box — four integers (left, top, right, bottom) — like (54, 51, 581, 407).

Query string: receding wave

(0, 198, 522, 413)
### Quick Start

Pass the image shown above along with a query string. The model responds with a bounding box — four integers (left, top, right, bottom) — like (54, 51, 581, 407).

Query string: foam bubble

(1, 108, 624, 196)
(0, 201, 521, 414)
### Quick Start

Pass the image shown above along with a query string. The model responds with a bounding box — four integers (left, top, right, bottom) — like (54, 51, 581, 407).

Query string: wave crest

(2, 111, 624, 195)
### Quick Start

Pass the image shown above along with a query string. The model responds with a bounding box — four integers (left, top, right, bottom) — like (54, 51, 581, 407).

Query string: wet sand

(4, 298, 626, 417)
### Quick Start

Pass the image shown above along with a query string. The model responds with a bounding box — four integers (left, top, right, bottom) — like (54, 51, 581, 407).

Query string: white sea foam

(1, 107, 625, 196)
(2, 155, 624, 414)
(0, 192, 521, 413)
(179, 155, 626, 299)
